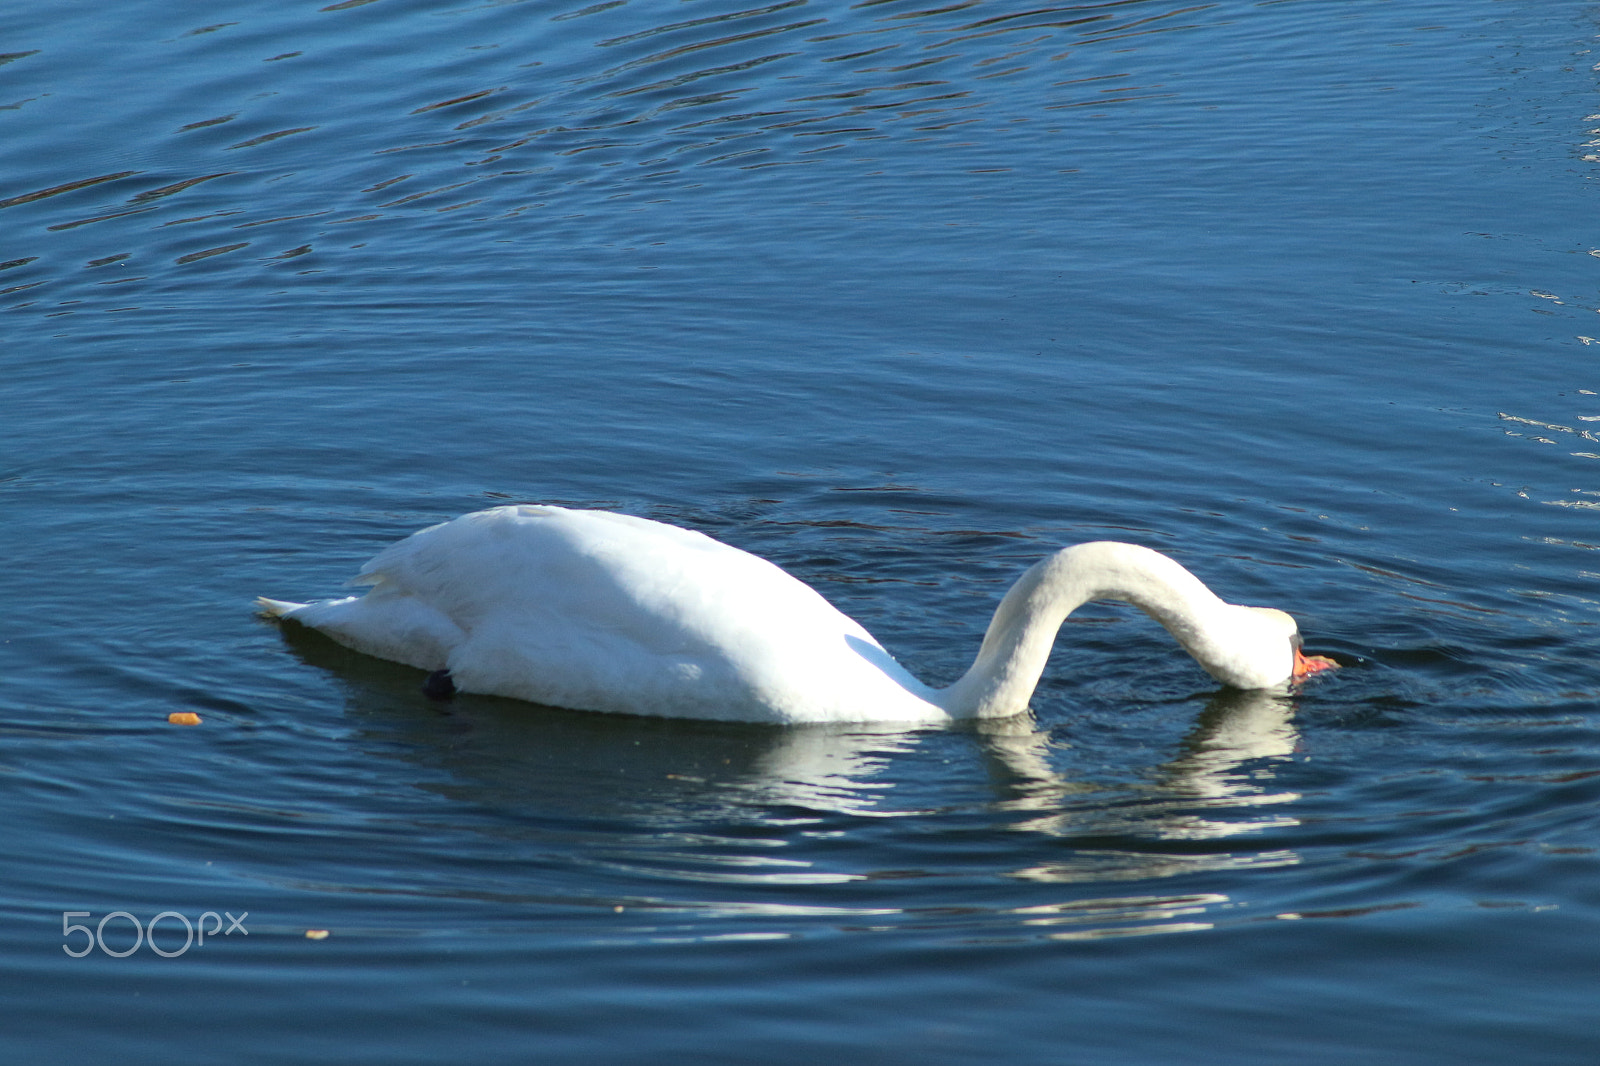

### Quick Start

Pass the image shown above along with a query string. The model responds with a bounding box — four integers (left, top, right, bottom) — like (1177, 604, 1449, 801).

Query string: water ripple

(0, 0, 1218, 312)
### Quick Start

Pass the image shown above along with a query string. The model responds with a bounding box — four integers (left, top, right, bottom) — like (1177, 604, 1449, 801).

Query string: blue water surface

(5, 1, 1600, 1062)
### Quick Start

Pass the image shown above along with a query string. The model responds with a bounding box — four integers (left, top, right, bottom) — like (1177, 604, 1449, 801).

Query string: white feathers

(262, 505, 1310, 723)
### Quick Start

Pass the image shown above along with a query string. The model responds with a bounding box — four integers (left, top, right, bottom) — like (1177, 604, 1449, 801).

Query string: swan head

(1197, 606, 1337, 689)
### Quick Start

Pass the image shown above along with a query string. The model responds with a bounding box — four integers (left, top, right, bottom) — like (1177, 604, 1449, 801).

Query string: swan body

(260, 505, 1332, 724)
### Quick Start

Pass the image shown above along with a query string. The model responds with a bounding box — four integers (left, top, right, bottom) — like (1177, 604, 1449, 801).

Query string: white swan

(259, 504, 1335, 724)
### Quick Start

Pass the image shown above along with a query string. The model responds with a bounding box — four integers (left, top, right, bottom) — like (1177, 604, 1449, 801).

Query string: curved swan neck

(936, 542, 1236, 718)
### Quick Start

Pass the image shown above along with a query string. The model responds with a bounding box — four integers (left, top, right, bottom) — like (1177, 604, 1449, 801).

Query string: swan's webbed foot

(422, 669, 456, 700)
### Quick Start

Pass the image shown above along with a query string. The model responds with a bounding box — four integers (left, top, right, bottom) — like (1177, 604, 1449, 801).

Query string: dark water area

(5, 0, 1600, 1062)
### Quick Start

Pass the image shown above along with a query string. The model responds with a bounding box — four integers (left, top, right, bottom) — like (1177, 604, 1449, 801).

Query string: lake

(5, 0, 1600, 1062)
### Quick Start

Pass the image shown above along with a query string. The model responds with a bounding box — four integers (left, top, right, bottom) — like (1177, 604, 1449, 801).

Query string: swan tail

(257, 592, 463, 674)
(256, 596, 307, 619)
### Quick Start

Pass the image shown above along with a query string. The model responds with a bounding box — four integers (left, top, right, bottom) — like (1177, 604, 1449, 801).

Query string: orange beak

(1293, 647, 1338, 681)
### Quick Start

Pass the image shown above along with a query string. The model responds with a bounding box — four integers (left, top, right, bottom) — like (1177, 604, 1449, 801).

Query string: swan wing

(329, 506, 927, 721)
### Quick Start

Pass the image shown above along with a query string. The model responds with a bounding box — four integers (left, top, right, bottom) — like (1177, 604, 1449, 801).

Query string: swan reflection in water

(982, 687, 1303, 833)
(276, 624, 1310, 937)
